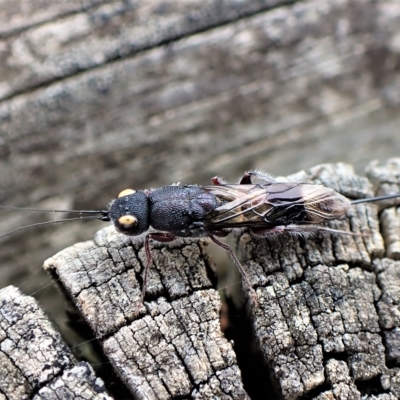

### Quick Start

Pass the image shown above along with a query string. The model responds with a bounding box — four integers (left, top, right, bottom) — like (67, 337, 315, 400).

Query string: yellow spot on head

(117, 215, 137, 226)
(118, 189, 136, 198)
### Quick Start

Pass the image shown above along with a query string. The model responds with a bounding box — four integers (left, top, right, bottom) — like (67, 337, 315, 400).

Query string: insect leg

(239, 170, 276, 185)
(209, 234, 258, 304)
(213, 170, 276, 185)
(140, 232, 177, 307)
(211, 176, 227, 185)
(245, 170, 276, 184)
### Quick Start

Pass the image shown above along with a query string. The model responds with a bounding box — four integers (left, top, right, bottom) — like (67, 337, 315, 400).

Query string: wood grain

(0, 286, 113, 399)
(2, 0, 400, 288)
(1, 0, 400, 397)
(235, 160, 400, 399)
(28, 160, 399, 398)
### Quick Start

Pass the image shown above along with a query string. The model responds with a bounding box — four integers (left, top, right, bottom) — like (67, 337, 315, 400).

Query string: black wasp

(1, 170, 400, 304)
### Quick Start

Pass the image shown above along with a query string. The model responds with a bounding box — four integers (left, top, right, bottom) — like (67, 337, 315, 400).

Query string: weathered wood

(1, 0, 400, 397)
(367, 159, 400, 260)
(2, 0, 400, 295)
(0, 286, 112, 400)
(235, 160, 400, 399)
(36, 159, 400, 399)
(33, 362, 113, 400)
(0, 0, 286, 100)
(44, 234, 249, 399)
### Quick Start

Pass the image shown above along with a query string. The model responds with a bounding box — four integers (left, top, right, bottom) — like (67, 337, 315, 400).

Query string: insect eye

(118, 189, 136, 198)
(117, 215, 138, 227)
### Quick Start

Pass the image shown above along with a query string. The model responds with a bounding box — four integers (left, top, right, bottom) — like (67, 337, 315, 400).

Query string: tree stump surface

(1, 0, 400, 398)
(44, 234, 249, 399)
(235, 160, 400, 399)
(1, 158, 389, 399)
(0, 285, 113, 400)
(2, 0, 400, 286)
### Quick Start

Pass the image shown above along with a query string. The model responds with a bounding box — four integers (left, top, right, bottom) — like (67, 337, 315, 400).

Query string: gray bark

(0, 286, 112, 399)
(44, 235, 249, 399)
(234, 159, 400, 399)
(1, 0, 400, 398)
(34, 159, 400, 399)
(1, 160, 400, 398)
(2, 0, 400, 294)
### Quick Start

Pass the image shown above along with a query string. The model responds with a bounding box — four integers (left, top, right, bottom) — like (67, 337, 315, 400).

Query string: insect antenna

(0, 205, 110, 240)
(0, 204, 107, 214)
(350, 192, 400, 205)
(0, 216, 105, 240)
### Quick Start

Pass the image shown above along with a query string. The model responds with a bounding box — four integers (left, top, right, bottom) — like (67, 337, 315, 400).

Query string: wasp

(1, 170, 400, 305)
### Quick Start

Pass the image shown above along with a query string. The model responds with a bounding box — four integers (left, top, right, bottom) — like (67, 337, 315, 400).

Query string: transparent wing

(203, 182, 351, 229)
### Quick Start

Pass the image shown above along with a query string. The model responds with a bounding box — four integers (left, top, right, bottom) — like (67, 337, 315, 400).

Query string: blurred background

(0, 0, 400, 351)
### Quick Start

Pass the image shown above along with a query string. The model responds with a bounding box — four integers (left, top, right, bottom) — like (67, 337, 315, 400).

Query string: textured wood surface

(0, 286, 113, 399)
(2, 0, 400, 294)
(44, 234, 249, 399)
(1, 0, 400, 398)
(235, 159, 400, 399)
(28, 159, 400, 399)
